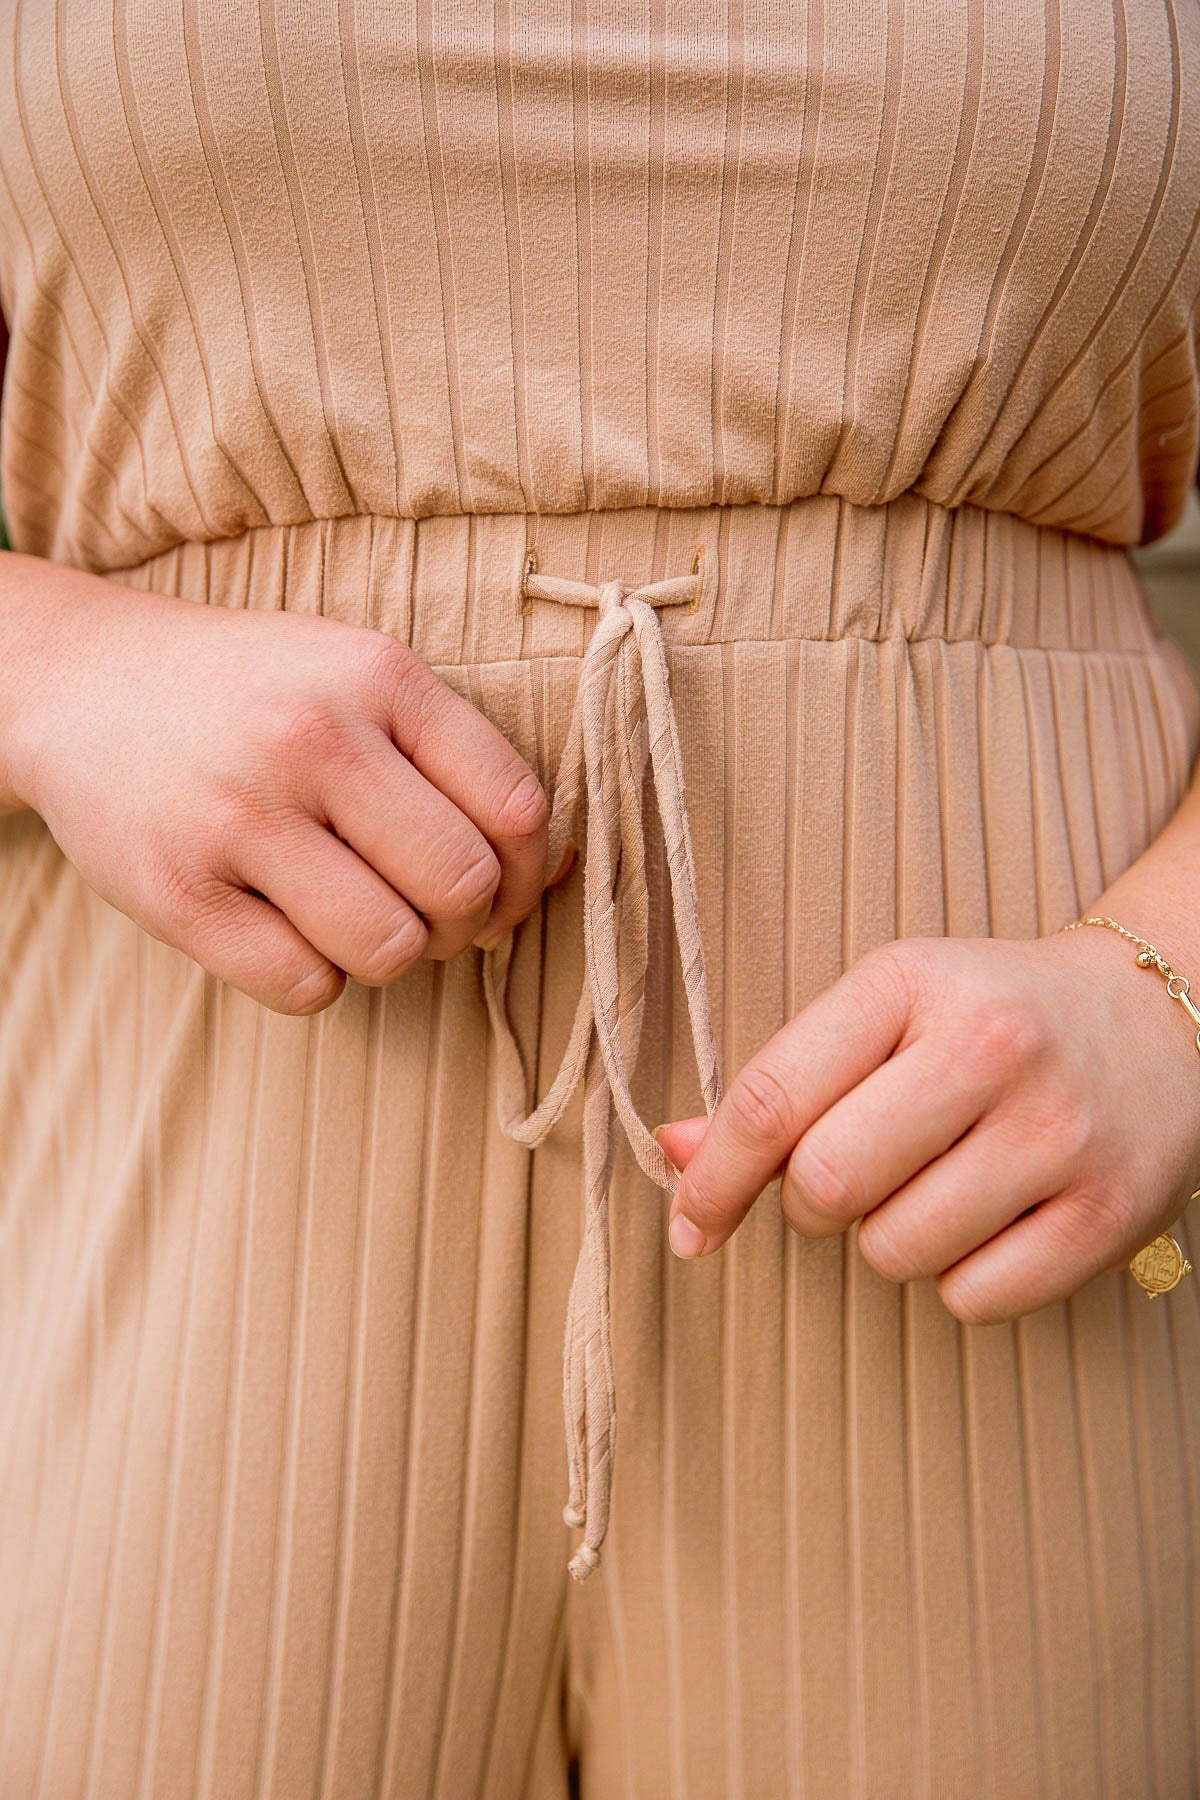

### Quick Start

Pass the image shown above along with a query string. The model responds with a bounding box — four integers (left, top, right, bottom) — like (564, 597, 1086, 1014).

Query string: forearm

(0, 551, 242, 821)
(1081, 743, 1200, 976)
(0, 550, 56, 814)
(0, 550, 120, 816)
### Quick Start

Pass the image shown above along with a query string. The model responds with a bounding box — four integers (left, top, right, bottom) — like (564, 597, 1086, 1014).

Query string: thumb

(653, 1116, 708, 1169)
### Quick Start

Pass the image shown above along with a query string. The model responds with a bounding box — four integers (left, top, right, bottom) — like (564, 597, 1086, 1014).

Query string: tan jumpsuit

(2, 2, 1200, 1795)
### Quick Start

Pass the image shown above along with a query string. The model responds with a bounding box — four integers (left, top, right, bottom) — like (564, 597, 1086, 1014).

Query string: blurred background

(1137, 490, 1200, 676)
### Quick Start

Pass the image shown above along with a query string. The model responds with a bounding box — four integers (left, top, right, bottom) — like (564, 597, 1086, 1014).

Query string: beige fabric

(3, 4, 1200, 1796)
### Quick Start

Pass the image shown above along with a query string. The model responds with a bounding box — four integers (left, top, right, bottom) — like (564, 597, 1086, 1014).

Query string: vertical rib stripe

(256, 1, 355, 514)
(493, 0, 533, 510)
(376, 963, 444, 1800)
(129, 977, 221, 1800)
(110, 0, 268, 523)
(5, 8, 172, 548)
(1165, 1299, 1200, 1788)
(52, 8, 217, 536)
(569, 0, 596, 504)
(176, 0, 313, 516)
(709, 0, 745, 507)
(952, 0, 1064, 500)
(191, 1010, 270, 1800)
(412, 5, 468, 512)
(337, 0, 408, 518)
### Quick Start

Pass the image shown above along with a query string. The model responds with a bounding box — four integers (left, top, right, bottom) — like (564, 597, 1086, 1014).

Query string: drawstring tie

(482, 555, 723, 1581)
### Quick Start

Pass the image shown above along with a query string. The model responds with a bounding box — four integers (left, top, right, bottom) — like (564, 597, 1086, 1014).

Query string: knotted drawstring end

(568, 1542, 603, 1583)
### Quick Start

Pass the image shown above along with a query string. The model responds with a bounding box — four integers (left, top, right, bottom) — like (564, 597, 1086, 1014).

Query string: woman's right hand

(0, 551, 559, 1014)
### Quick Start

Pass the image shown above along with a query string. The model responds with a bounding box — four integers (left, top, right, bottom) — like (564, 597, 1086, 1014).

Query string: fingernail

(473, 923, 508, 951)
(668, 1212, 707, 1259)
(650, 1123, 664, 1141)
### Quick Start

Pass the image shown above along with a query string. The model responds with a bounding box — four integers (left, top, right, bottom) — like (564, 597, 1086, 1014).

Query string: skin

(658, 756, 1200, 1325)
(0, 550, 573, 1013)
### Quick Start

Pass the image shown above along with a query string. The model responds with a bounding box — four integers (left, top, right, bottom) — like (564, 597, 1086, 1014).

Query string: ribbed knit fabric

(2, 5, 1200, 1798)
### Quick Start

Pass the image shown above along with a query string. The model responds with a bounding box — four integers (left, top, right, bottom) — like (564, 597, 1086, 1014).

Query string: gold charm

(1129, 1234, 1194, 1297)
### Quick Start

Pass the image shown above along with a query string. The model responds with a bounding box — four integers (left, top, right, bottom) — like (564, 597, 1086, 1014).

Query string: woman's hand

(0, 551, 561, 1014)
(656, 926, 1200, 1323)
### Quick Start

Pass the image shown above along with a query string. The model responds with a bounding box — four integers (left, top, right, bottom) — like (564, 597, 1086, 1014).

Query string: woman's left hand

(656, 928, 1200, 1323)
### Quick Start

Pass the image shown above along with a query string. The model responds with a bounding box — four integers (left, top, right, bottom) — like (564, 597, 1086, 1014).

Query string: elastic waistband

(112, 495, 1161, 665)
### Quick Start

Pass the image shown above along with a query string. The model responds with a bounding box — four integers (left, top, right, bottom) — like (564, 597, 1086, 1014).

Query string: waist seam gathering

(101, 493, 1141, 586)
(426, 636, 1178, 667)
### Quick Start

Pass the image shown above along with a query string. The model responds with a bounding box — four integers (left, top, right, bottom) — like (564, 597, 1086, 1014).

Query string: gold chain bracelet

(1059, 914, 1196, 1296)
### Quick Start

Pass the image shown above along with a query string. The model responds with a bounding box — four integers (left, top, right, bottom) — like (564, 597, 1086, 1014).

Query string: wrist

(1051, 909, 1200, 1205)
(0, 551, 56, 813)
(1069, 753, 1200, 980)
(1073, 886, 1200, 986)
(0, 550, 128, 816)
